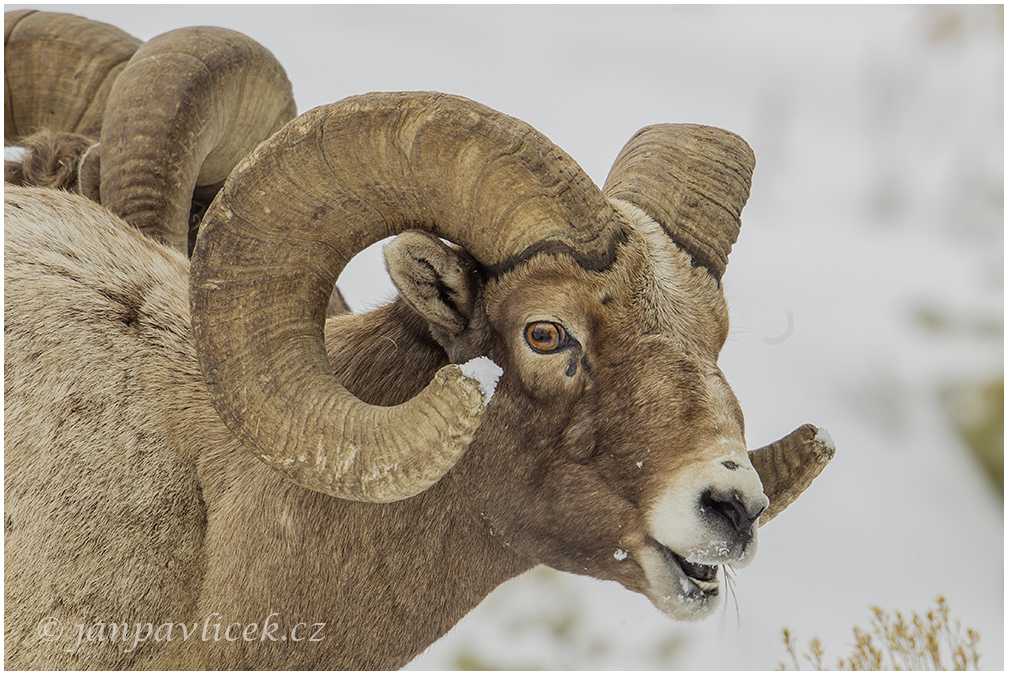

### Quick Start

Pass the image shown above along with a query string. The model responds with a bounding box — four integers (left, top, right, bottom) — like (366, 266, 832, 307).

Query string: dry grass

(779, 596, 981, 670)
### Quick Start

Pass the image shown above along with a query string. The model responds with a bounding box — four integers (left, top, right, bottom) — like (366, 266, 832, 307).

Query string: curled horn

(602, 124, 755, 281)
(750, 424, 835, 525)
(190, 92, 625, 502)
(4, 10, 141, 145)
(602, 125, 832, 521)
(100, 26, 297, 254)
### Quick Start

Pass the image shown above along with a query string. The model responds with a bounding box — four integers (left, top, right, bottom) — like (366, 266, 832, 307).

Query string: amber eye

(525, 322, 567, 353)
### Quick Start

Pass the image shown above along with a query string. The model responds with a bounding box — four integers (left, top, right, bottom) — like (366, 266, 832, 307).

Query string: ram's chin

(638, 546, 722, 621)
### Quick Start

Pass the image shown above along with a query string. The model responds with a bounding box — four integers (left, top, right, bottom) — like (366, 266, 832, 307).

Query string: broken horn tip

(810, 424, 836, 462)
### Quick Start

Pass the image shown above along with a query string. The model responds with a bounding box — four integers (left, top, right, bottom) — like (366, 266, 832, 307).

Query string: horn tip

(456, 356, 503, 406)
(811, 425, 836, 461)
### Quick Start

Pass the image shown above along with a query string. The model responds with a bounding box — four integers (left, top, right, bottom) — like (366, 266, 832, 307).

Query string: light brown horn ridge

(190, 92, 626, 502)
(751, 424, 835, 525)
(602, 124, 755, 281)
(100, 26, 297, 254)
(4, 9, 141, 145)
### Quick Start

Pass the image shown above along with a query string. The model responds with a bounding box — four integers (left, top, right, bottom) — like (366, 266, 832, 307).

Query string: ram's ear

(384, 231, 481, 335)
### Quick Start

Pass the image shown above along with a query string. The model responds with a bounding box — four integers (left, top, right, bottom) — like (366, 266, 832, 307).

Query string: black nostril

(700, 490, 762, 536)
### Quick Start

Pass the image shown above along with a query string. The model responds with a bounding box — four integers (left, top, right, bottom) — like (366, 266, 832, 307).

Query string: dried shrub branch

(779, 596, 981, 670)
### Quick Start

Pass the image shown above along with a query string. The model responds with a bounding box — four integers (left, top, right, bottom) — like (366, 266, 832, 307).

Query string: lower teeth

(658, 544, 721, 594)
(691, 577, 719, 592)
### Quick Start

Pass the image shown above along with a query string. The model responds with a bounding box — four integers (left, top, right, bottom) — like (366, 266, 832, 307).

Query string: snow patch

(5, 146, 26, 162)
(814, 426, 836, 453)
(459, 357, 503, 404)
(613, 549, 628, 561)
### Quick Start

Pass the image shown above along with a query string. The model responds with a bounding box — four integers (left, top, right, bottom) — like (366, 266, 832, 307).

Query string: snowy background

(11, 4, 1003, 670)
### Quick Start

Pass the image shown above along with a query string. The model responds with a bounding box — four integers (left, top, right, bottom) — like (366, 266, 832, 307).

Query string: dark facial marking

(565, 355, 578, 378)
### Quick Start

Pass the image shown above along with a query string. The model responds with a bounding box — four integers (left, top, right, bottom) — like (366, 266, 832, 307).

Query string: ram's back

(3, 187, 208, 669)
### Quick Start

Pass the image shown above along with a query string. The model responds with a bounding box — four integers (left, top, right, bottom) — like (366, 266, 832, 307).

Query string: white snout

(638, 441, 769, 620)
(648, 443, 767, 567)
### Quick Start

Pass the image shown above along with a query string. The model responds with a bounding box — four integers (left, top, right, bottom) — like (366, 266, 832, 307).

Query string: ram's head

(190, 92, 832, 620)
(4, 9, 296, 254)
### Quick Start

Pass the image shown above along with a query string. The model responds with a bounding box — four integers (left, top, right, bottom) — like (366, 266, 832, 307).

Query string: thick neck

(183, 299, 532, 669)
(314, 479, 533, 668)
(186, 465, 530, 669)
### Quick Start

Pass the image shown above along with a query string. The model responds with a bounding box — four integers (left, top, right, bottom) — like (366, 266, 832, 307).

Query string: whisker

(716, 565, 741, 638)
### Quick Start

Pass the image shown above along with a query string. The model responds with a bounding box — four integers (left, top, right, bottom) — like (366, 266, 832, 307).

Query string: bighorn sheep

(4, 9, 296, 254)
(4, 91, 833, 669)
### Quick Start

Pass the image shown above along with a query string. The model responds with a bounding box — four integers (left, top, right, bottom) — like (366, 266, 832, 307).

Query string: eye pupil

(531, 326, 553, 343)
(525, 322, 566, 352)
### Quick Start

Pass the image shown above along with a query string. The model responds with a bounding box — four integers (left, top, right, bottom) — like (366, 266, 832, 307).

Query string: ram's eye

(525, 322, 567, 353)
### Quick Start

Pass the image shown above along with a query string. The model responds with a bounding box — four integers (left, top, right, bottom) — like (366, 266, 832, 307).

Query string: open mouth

(655, 541, 720, 595)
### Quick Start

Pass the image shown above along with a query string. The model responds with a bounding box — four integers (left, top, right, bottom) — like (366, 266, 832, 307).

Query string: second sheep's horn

(99, 25, 297, 254)
(3, 11, 297, 256)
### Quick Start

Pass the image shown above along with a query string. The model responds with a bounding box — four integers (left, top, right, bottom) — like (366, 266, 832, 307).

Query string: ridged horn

(602, 124, 755, 281)
(100, 26, 297, 253)
(190, 91, 625, 502)
(4, 10, 141, 145)
(751, 424, 835, 525)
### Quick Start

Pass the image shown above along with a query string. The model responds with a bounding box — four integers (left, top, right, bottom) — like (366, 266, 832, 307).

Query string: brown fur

(7, 130, 96, 192)
(325, 285, 352, 317)
(6, 132, 231, 256)
(4, 160, 26, 185)
(5, 186, 765, 668)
